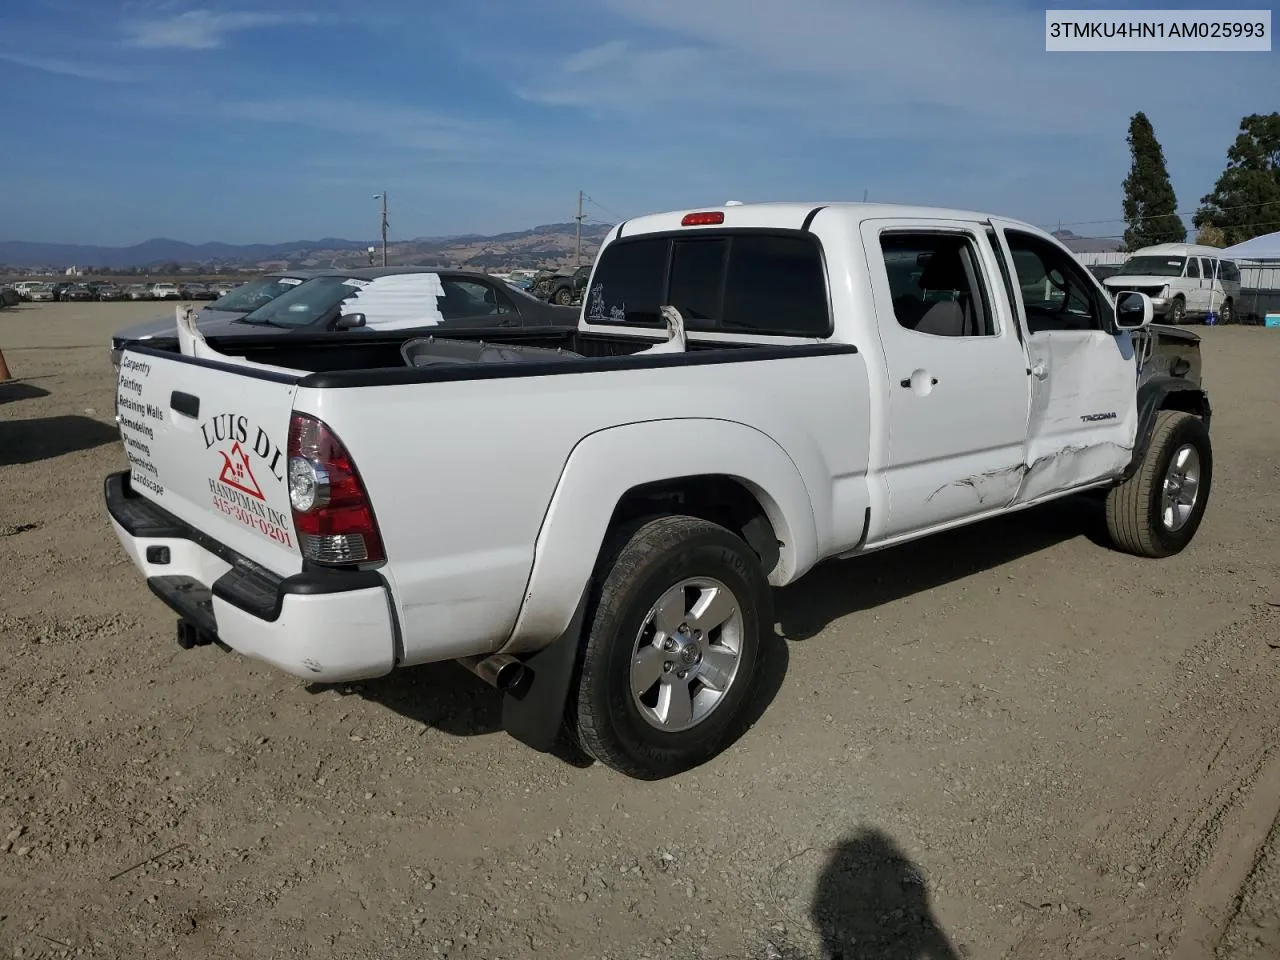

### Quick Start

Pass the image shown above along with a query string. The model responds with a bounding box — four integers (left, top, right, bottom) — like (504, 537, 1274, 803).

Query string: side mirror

(1114, 291, 1153, 330)
(334, 312, 366, 330)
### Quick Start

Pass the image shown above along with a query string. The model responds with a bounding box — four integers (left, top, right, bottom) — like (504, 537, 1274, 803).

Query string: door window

(879, 232, 995, 337)
(1003, 231, 1104, 334)
(1185, 257, 1201, 280)
(438, 279, 514, 321)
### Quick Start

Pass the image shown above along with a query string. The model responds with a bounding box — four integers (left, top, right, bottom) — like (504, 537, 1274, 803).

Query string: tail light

(287, 412, 385, 565)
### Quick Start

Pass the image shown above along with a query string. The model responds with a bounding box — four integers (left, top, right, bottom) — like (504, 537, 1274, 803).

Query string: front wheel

(1104, 410, 1212, 558)
(1167, 296, 1186, 325)
(552, 286, 573, 306)
(571, 515, 771, 779)
(1217, 298, 1233, 325)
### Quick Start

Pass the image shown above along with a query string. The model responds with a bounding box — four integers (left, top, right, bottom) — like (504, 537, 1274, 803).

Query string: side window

(437, 279, 513, 321)
(585, 237, 667, 325)
(1203, 259, 1218, 281)
(879, 232, 995, 337)
(1220, 259, 1241, 283)
(1185, 257, 1201, 280)
(721, 234, 829, 335)
(1003, 230, 1103, 334)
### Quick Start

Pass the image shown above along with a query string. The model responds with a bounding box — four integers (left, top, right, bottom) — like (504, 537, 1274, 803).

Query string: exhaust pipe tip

(457, 653, 529, 691)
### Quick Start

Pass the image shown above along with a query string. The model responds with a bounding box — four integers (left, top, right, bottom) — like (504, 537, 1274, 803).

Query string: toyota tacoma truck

(104, 202, 1213, 780)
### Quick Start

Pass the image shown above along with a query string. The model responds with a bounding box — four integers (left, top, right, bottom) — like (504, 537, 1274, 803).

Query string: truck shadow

(0, 414, 120, 467)
(774, 494, 1108, 642)
(326, 630, 790, 772)
(331, 497, 1100, 767)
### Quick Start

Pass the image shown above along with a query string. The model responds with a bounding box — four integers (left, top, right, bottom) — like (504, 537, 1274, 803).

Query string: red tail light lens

(681, 211, 725, 226)
(287, 412, 385, 565)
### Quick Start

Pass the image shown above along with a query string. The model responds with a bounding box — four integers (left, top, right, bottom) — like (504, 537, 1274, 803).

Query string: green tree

(1194, 113, 1280, 247)
(1122, 112, 1186, 250)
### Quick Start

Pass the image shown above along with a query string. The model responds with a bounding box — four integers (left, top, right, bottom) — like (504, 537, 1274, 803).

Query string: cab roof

(614, 201, 1048, 239)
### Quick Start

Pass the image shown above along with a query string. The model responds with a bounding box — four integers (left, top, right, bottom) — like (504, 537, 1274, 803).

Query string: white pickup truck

(105, 202, 1213, 779)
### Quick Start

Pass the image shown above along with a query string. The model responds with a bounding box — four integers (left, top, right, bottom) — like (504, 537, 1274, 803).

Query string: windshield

(240, 276, 363, 327)
(210, 275, 306, 314)
(1118, 255, 1185, 277)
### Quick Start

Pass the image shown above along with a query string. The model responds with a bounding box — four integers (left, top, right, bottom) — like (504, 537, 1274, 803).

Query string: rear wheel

(1218, 298, 1234, 325)
(571, 515, 770, 779)
(553, 286, 573, 306)
(1104, 410, 1212, 558)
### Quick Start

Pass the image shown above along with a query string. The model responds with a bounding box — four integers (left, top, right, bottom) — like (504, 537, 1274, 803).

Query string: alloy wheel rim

(629, 577, 744, 733)
(1161, 443, 1201, 531)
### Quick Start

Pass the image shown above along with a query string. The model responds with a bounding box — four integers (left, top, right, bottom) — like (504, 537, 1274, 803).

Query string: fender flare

(500, 418, 819, 654)
(1121, 377, 1211, 482)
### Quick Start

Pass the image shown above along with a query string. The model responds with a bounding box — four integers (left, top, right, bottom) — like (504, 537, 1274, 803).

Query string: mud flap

(500, 589, 590, 753)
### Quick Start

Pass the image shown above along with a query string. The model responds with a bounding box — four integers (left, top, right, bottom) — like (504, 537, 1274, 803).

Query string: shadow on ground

(774, 494, 1108, 641)
(325, 497, 1104, 771)
(0, 381, 51, 405)
(0, 414, 120, 466)
(331, 629, 791, 774)
(809, 827, 960, 960)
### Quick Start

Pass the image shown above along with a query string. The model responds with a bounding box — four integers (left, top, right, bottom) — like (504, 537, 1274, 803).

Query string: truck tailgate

(116, 348, 304, 575)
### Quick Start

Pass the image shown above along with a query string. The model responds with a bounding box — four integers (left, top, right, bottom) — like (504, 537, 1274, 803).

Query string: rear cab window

(585, 230, 831, 337)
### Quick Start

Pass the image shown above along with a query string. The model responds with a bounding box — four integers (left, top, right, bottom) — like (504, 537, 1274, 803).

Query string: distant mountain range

(0, 221, 615, 271)
(0, 221, 1123, 272)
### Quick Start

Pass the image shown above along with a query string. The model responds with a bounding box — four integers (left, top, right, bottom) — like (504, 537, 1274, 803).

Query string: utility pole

(575, 190, 585, 267)
(373, 192, 389, 266)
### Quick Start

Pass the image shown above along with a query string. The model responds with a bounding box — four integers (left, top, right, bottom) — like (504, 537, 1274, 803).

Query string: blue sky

(0, 0, 1275, 245)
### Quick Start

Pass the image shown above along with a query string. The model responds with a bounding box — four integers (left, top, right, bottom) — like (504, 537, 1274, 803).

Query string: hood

(110, 306, 252, 346)
(1103, 275, 1171, 289)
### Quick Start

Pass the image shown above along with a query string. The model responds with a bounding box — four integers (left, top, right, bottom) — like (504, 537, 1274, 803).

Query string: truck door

(860, 220, 1032, 540)
(987, 220, 1139, 504)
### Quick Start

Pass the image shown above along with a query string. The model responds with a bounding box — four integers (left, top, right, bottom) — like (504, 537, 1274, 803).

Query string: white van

(1104, 243, 1242, 324)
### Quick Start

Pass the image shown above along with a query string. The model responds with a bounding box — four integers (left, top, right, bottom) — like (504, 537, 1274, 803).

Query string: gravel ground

(1, 302, 1279, 960)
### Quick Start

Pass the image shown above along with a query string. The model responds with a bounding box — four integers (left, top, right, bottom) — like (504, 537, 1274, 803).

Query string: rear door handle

(171, 391, 200, 419)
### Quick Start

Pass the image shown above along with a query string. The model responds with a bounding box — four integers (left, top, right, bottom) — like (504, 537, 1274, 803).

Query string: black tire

(1218, 298, 1233, 325)
(1104, 410, 1212, 558)
(553, 286, 573, 306)
(1167, 296, 1186, 325)
(571, 515, 770, 779)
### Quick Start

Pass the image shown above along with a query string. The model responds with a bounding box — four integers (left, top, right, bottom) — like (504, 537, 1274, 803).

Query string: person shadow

(809, 828, 960, 960)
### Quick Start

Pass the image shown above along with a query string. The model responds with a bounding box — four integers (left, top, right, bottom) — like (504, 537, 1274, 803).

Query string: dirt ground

(2, 302, 1279, 960)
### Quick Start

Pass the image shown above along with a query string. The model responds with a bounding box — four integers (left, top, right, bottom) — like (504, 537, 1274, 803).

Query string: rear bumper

(104, 471, 397, 682)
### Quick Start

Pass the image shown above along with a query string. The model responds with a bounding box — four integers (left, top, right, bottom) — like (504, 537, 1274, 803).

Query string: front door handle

(899, 377, 939, 388)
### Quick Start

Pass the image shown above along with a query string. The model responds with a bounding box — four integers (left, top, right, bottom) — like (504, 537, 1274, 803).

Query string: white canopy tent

(1221, 230, 1280, 262)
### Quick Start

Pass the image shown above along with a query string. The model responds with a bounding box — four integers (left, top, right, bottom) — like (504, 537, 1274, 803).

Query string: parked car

(109, 268, 579, 367)
(152, 283, 182, 300)
(531, 265, 590, 305)
(126, 284, 152, 301)
(105, 201, 1212, 780)
(27, 283, 57, 302)
(96, 283, 126, 301)
(0, 286, 19, 308)
(110, 270, 338, 364)
(1103, 243, 1242, 324)
(60, 283, 97, 302)
(182, 282, 216, 300)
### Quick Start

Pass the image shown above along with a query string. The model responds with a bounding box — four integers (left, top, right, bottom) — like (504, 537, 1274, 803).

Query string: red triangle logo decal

(218, 441, 265, 500)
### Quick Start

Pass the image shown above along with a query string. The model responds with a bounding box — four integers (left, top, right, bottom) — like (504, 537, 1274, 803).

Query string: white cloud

(522, 0, 1274, 142)
(123, 9, 327, 49)
(0, 52, 135, 82)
